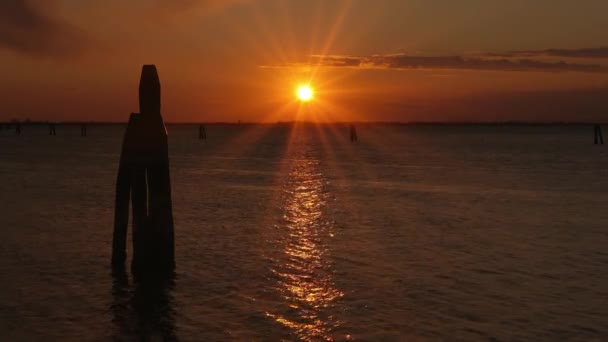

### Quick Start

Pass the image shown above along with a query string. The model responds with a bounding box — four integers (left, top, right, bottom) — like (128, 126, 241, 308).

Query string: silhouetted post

(49, 123, 57, 136)
(350, 124, 358, 142)
(81, 123, 87, 136)
(15, 123, 21, 135)
(199, 124, 206, 140)
(113, 65, 175, 276)
(594, 124, 604, 145)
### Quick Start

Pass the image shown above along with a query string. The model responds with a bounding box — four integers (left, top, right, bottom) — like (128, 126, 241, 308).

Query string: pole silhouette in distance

(112, 65, 175, 277)
(199, 124, 206, 140)
(594, 124, 604, 145)
(349, 124, 358, 142)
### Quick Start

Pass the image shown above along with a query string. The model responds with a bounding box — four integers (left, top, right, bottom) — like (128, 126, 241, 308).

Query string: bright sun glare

(296, 85, 313, 102)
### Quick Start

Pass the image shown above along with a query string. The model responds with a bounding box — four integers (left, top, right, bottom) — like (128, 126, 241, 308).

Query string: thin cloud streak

(263, 53, 606, 73)
(490, 47, 608, 59)
(134, 0, 251, 17)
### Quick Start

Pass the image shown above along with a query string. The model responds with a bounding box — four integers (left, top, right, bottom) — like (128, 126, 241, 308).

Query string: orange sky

(1, 0, 608, 122)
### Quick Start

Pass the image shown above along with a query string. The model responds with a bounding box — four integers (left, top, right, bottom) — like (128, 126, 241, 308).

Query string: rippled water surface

(1, 124, 608, 341)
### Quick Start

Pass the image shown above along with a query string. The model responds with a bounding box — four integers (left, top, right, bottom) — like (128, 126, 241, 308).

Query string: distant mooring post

(49, 123, 56, 136)
(594, 124, 604, 145)
(15, 122, 21, 135)
(81, 123, 87, 137)
(199, 124, 206, 140)
(350, 124, 358, 142)
(112, 65, 175, 276)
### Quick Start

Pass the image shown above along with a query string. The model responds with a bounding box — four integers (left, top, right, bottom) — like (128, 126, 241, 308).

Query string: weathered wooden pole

(112, 65, 175, 276)
(15, 122, 21, 135)
(81, 123, 87, 136)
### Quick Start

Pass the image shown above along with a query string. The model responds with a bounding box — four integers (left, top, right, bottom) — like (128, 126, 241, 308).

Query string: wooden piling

(81, 124, 87, 136)
(112, 116, 134, 267)
(199, 124, 206, 140)
(112, 65, 175, 275)
(594, 124, 604, 145)
(350, 124, 358, 142)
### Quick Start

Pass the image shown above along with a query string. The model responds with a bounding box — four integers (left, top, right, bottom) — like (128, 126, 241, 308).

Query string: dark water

(1, 124, 607, 341)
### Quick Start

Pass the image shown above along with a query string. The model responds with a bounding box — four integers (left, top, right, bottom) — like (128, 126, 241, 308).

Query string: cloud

(130, 0, 251, 18)
(266, 53, 606, 73)
(491, 47, 608, 59)
(0, 0, 86, 57)
(169, 0, 250, 11)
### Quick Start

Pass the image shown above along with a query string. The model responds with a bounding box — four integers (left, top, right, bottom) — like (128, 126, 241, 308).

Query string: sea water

(0, 124, 607, 341)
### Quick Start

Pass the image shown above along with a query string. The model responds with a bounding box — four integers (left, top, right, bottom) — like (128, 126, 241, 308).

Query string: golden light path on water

(265, 136, 345, 341)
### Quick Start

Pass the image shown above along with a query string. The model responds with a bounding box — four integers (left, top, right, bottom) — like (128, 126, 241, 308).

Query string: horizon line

(1, 120, 607, 126)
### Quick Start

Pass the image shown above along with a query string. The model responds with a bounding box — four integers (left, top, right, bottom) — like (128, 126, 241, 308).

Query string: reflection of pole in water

(111, 268, 177, 341)
(112, 65, 175, 276)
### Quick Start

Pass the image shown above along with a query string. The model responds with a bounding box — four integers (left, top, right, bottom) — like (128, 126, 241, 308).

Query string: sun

(296, 85, 313, 102)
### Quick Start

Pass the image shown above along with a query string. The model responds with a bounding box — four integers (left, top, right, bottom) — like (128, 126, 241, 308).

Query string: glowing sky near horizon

(1, 0, 607, 122)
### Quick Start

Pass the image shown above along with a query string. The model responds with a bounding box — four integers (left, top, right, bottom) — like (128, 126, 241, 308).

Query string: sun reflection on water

(266, 148, 344, 341)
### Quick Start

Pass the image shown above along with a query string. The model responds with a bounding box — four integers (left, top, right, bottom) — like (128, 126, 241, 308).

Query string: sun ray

(310, 0, 353, 81)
